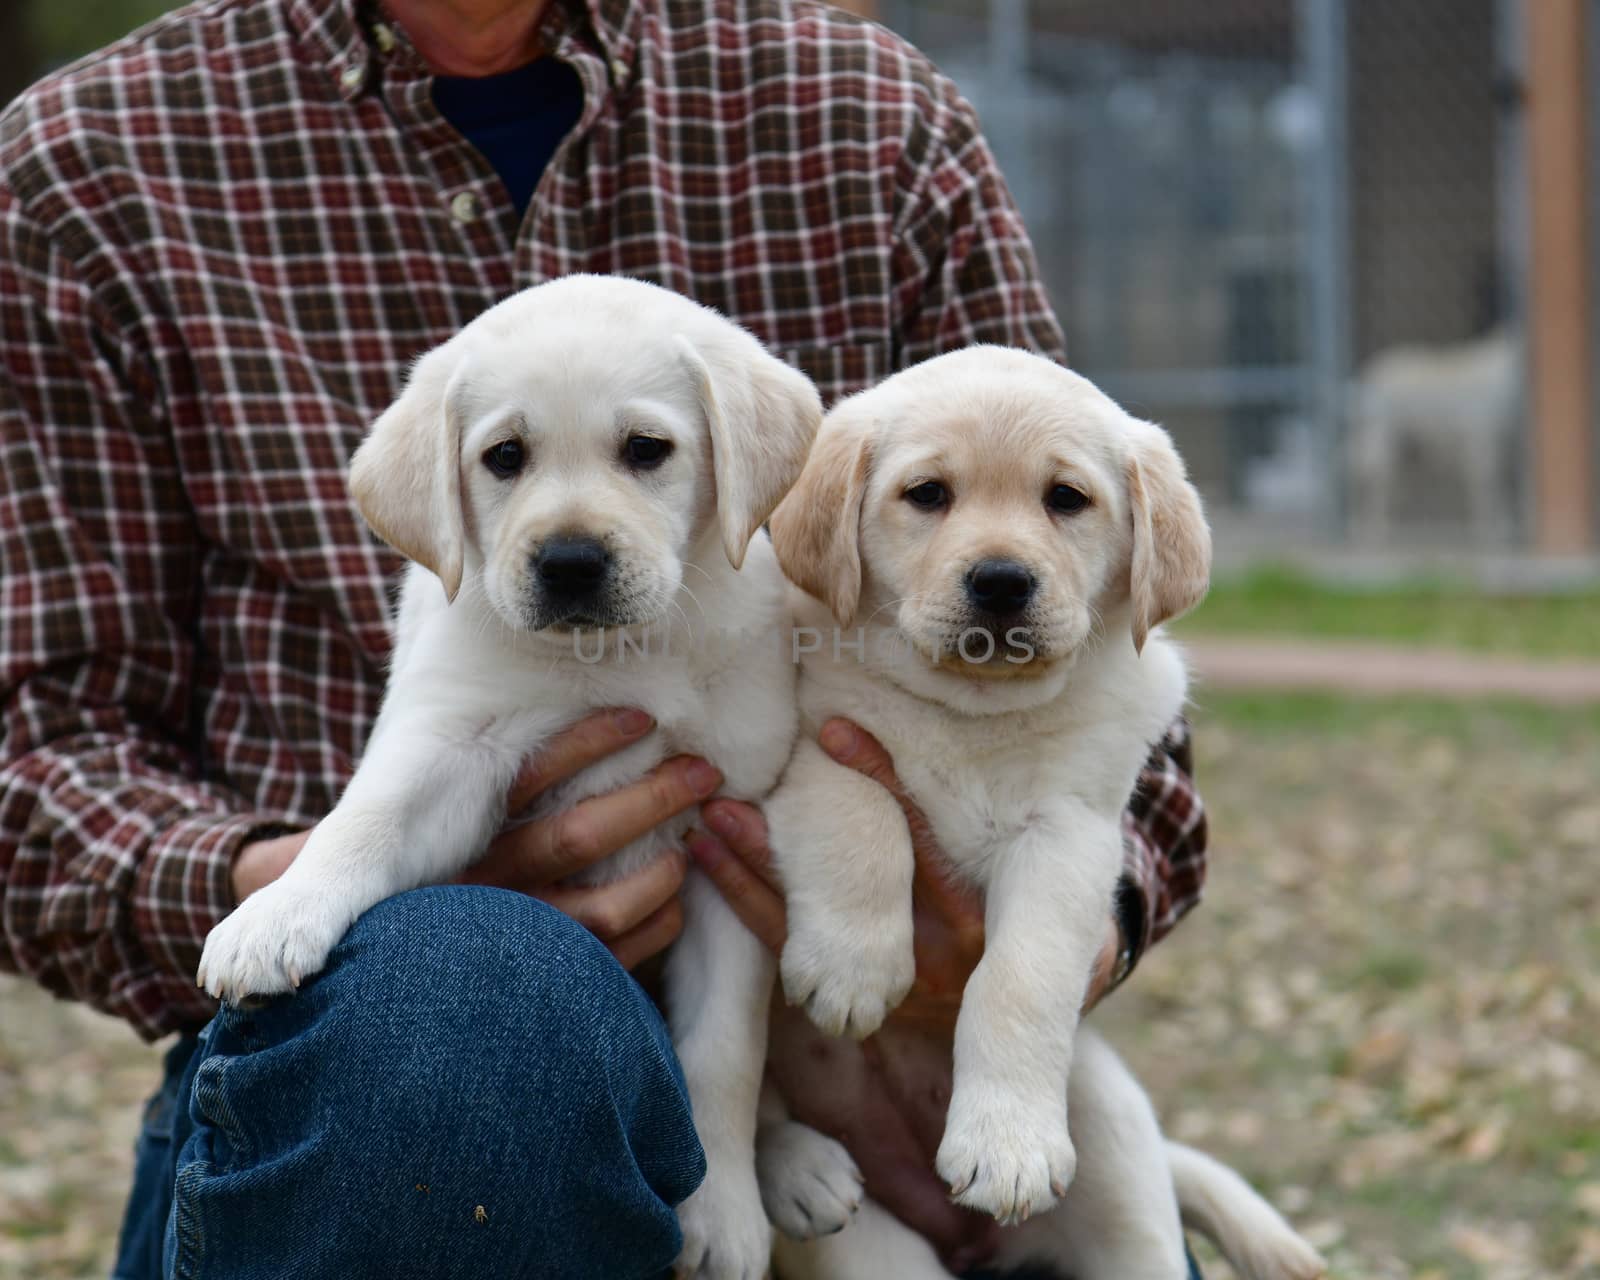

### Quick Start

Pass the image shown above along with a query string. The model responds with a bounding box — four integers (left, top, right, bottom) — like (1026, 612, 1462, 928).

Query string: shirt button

(450, 192, 480, 224)
(338, 61, 367, 95)
(372, 22, 398, 54)
(610, 57, 629, 85)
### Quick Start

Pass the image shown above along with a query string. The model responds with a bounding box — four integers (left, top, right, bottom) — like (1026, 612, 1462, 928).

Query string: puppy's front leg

(669, 873, 775, 1280)
(765, 738, 916, 1039)
(197, 710, 526, 1001)
(935, 807, 1122, 1225)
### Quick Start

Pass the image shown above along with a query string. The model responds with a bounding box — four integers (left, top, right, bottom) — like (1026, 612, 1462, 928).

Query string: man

(0, 1, 1207, 1276)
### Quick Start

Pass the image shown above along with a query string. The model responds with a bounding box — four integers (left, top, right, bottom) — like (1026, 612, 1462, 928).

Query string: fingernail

(820, 719, 857, 761)
(685, 759, 723, 797)
(686, 832, 726, 869)
(705, 804, 741, 842)
(612, 708, 653, 736)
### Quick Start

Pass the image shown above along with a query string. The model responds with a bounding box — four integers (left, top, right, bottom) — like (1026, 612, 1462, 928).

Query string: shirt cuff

(130, 810, 295, 1031)
(1112, 823, 1158, 989)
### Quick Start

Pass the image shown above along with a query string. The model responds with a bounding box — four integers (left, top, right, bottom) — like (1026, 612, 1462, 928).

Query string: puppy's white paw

(674, 1163, 772, 1280)
(780, 912, 913, 1039)
(756, 1120, 863, 1240)
(935, 1090, 1075, 1226)
(196, 879, 350, 1002)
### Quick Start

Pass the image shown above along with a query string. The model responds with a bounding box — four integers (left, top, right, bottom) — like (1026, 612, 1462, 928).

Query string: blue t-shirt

(432, 58, 584, 217)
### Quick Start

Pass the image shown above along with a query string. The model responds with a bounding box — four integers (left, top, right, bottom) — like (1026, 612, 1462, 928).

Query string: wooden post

(1525, 0, 1596, 552)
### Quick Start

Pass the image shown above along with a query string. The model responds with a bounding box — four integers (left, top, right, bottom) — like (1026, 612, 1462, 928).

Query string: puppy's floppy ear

(768, 411, 871, 625)
(1125, 418, 1211, 653)
(349, 343, 467, 600)
(676, 335, 823, 570)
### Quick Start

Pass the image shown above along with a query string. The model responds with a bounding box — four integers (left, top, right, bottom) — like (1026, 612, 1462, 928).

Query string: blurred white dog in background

(1347, 327, 1521, 546)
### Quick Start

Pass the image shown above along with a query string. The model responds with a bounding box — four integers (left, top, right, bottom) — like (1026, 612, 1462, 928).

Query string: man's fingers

(700, 799, 782, 892)
(685, 829, 787, 955)
(1081, 918, 1121, 1014)
(821, 717, 982, 937)
(506, 755, 721, 883)
(819, 717, 901, 793)
(820, 715, 932, 847)
(506, 708, 655, 815)
(539, 850, 690, 942)
(607, 898, 686, 971)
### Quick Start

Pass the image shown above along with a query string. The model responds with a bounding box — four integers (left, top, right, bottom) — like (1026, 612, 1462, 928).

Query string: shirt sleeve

(888, 70, 1068, 365)
(1118, 717, 1208, 977)
(885, 84, 1208, 971)
(0, 187, 282, 1041)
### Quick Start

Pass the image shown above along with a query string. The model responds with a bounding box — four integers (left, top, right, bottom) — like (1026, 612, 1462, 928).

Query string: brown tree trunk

(0, 4, 39, 111)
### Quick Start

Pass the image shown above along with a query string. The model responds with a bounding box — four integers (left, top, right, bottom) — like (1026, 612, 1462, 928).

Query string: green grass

(1346, 945, 1431, 993)
(1194, 689, 1600, 743)
(1178, 565, 1600, 659)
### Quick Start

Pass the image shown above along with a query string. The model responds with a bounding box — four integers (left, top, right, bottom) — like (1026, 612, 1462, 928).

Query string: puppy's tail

(1167, 1141, 1326, 1280)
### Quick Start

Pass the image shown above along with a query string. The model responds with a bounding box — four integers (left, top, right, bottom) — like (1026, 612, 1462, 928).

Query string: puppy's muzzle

(964, 558, 1036, 619)
(534, 534, 612, 607)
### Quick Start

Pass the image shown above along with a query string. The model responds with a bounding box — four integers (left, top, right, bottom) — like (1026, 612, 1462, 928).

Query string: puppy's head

(770, 347, 1210, 680)
(349, 276, 821, 635)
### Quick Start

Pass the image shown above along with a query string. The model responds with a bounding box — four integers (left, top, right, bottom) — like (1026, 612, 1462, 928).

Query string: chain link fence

(883, 0, 1528, 554)
(6, 1, 1555, 553)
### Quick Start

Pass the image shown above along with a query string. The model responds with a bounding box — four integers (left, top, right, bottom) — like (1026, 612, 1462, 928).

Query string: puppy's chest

(528, 644, 796, 886)
(896, 742, 1067, 883)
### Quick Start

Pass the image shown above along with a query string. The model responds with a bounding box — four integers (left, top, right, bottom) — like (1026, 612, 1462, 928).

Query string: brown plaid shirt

(0, 0, 1206, 1041)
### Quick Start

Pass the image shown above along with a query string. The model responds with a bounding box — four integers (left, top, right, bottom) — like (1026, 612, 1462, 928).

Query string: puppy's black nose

(535, 535, 611, 599)
(965, 559, 1036, 616)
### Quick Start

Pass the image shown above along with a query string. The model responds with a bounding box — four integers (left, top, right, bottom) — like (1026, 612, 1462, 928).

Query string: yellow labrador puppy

(197, 275, 822, 1280)
(761, 346, 1323, 1279)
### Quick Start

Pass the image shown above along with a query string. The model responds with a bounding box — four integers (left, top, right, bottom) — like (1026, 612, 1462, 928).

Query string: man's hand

(686, 717, 1121, 1267)
(231, 708, 721, 971)
(687, 717, 1121, 1012)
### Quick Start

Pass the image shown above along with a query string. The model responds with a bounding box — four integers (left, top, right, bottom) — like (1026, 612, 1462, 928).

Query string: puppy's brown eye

(1047, 484, 1090, 515)
(624, 435, 673, 469)
(904, 481, 948, 510)
(483, 440, 524, 479)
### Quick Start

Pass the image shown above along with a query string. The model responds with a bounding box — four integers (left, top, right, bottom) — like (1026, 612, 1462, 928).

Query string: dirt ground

(2, 694, 1597, 1279)
(1096, 695, 1600, 1280)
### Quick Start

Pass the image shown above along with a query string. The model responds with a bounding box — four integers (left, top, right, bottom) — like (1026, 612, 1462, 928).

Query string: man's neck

(384, 0, 555, 76)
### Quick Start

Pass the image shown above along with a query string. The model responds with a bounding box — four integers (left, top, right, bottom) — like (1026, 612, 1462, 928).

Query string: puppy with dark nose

(760, 346, 1324, 1280)
(965, 557, 1035, 614)
(198, 274, 824, 1280)
(533, 533, 614, 621)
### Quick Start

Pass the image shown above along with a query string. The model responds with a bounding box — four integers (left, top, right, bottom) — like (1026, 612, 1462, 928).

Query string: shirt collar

(582, 0, 642, 73)
(286, 0, 640, 96)
(284, 0, 366, 85)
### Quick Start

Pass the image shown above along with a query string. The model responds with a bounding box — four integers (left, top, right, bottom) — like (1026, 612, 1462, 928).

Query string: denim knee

(167, 886, 704, 1280)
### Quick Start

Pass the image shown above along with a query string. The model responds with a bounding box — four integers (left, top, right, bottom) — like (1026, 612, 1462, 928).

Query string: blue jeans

(113, 885, 1204, 1280)
(112, 886, 706, 1280)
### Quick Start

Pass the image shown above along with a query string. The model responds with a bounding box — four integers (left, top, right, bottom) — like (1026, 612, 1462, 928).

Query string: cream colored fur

(761, 347, 1321, 1279)
(197, 275, 822, 1280)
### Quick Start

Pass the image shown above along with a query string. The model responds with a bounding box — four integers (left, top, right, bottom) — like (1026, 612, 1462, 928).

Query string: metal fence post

(1297, 0, 1353, 538)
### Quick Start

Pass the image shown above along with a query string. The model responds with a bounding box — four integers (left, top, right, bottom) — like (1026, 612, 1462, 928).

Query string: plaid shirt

(0, 0, 1206, 1041)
